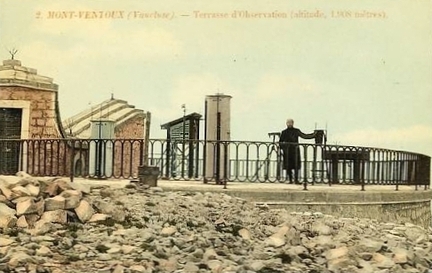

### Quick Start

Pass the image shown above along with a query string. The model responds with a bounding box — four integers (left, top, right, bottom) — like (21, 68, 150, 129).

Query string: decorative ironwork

(0, 138, 429, 191)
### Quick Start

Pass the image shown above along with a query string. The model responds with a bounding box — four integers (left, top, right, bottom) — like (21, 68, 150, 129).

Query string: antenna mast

(8, 48, 18, 60)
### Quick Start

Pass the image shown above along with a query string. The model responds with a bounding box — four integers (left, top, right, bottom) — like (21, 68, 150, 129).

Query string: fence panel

(0, 138, 429, 188)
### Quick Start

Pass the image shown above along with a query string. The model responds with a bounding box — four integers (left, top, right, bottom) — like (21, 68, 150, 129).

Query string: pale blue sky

(1, 0, 431, 156)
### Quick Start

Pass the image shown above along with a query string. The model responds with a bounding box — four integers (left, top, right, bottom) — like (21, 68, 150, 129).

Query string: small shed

(160, 112, 202, 179)
(160, 112, 202, 141)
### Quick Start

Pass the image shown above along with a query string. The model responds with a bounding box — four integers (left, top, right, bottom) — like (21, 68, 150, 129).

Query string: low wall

(159, 182, 432, 229)
(252, 200, 431, 229)
(227, 190, 432, 229)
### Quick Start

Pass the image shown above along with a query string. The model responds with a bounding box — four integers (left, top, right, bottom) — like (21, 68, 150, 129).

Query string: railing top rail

(0, 137, 429, 187)
(0, 138, 429, 159)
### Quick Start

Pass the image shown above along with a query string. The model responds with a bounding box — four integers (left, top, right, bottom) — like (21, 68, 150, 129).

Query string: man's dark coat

(279, 127, 315, 171)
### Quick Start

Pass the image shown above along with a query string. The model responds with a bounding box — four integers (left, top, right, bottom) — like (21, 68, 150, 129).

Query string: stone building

(62, 98, 149, 140)
(0, 58, 150, 179)
(63, 98, 151, 178)
(0, 59, 65, 139)
(0, 58, 67, 175)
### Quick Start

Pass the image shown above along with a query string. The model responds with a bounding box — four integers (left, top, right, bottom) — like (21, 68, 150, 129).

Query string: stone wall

(260, 200, 431, 229)
(114, 114, 145, 139)
(20, 113, 147, 178)
(170, 187, 432, 229)
(0, 84, 67, 176)
(23, 140, 75, 177)
(0, 86, 61, 139)
(113, 114, 146, 178)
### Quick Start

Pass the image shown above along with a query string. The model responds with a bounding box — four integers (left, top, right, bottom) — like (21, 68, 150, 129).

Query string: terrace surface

(59, 177, 424, 191)
(61, 177, 431, 204)
(3, 175, 430, 205)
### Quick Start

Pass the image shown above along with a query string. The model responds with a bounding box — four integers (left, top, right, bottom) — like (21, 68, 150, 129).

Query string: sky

(0, 0, 431, 157)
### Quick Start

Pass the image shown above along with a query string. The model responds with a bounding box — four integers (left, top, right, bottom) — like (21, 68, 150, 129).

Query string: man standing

(279, 119, 316, 183)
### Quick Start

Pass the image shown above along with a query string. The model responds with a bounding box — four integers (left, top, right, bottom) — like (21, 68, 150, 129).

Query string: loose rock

(1, 173, 432, 273)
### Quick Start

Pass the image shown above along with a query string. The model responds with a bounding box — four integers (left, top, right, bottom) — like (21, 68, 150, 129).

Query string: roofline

(115, 111, 146, 128)
(63, 98, 130, 128)
(206, 94, 232, 99)
(68, 108, 145, 136)
(0, 81, 58, 92)
(161, 112, 202, 129)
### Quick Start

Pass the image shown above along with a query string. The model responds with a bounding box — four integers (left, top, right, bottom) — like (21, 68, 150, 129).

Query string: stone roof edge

(114, 109, 147, 128)
(0, 81, 59, 92)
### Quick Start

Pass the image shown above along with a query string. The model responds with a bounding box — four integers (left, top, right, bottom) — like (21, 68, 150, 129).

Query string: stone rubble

(1, 173, 432, 273)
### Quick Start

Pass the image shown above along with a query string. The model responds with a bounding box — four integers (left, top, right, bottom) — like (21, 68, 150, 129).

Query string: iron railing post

(69, 139, 75, 182)
(223, 141, 228, 189)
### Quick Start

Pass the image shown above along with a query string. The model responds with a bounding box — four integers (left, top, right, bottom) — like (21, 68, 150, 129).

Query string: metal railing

(0, 138, 430, 190)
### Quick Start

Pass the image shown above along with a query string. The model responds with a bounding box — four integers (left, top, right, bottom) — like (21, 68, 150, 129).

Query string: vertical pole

(216, 111, 221, 184)
(203, 100, 208, 183)
(312, 144, 317, 185)
(275, 135, 281, 181)
(181, 105, 186, 178)
(165, 129, 171, 178)
(302, 144, 308, 190)
(265, 144, 270, 181)
(188, 117, 194, 178)
(223, 141, 228, 189)
(195, 119, 200, 179)
(69, 139, 75, 182)
(96, 121, 102, 179)
(425, 155, 428, 189)
(215, 95, 222, 184)
(415, 154, 420, 191)
(143, 112, 151, 167)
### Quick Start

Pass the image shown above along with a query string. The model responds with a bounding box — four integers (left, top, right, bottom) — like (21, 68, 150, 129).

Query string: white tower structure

(89, 119, 115, 178)
(204, 93, 232, 183)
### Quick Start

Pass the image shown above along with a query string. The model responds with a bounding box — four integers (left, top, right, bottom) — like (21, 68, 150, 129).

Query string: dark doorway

(0, 108, 22, 174)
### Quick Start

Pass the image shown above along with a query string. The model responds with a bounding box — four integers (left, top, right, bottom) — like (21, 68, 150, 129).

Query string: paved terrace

(68, 178, 431, 204)
(3, 176, 429, 203)
(54, 178, 425, 191)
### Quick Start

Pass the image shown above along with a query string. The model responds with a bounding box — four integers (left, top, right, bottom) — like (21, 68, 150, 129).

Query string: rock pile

(0, 172, 116, 235)
(1, 174, 432, 273)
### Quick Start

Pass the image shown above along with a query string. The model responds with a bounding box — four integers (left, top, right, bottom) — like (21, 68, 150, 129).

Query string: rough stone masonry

(1, 173, 432, 273)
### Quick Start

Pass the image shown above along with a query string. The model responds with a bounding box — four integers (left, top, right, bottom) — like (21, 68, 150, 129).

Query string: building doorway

(0, 108, 22, 174)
